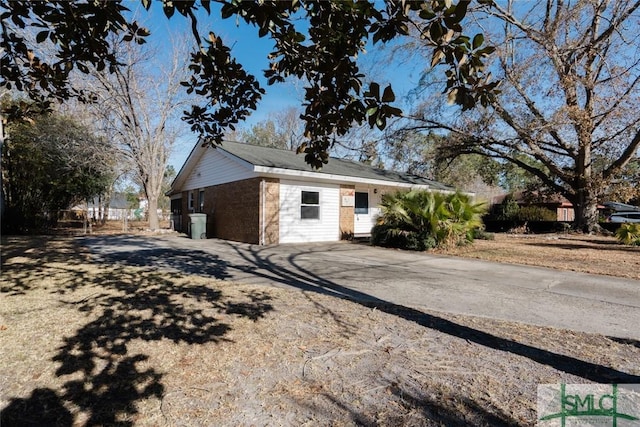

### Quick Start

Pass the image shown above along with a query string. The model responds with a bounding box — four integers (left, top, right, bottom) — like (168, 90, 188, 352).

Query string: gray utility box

(188, 213, 207, 239)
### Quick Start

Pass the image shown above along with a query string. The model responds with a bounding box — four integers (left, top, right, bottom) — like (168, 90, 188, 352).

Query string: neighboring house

(603, 201, 640, 213)
(85, 193, 138, 221)
(491, 191, 575, 221)
(168, 140, 458, 244)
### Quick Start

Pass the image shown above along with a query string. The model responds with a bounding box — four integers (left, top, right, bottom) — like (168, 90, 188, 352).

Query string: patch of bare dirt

(440, 233, 640, 280)
(1, 236, 639, 426)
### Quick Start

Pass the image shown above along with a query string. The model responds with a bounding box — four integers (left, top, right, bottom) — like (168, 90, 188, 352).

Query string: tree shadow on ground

(225, 241, 640, 385)
(76, 235, 232, 279)
(222, 241, 639, 424)
(1, 237, 273, 426)
(313, 385, 522, 427)
(385, 384, 522, 426)
(607, 336, 640, 349)
(5, 234, 635, 425)
(1, 236, 87, 296)
(291, 376, 523, 426)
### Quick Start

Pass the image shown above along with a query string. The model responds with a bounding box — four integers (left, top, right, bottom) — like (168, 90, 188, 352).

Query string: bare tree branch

(391, 0, 640, 231)
(78, 32, 194, 230)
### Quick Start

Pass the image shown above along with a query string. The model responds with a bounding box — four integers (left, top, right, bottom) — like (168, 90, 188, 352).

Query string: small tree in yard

(1, 104, 115, 232)
(372, 190, 485, 251)
(494, 194, 520, 221)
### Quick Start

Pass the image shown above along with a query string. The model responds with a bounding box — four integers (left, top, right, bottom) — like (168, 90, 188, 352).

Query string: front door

(354, 191, 371, 234)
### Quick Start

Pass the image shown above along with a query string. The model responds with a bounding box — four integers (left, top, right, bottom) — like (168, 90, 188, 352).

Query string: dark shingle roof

(218, 141, 453, 191)
(88, 193, 131, 209)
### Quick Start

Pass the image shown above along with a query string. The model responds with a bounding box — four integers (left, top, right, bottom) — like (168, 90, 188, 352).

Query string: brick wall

(178, 178, 281, 244)
(339, 185, 355, 239)
(181, 191, 189, 232)
(202, 178, 262, 244)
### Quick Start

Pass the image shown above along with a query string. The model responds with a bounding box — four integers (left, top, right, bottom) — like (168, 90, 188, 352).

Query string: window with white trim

(301, 191, 320, 219)
(355, 192, 369, 214)
(188, 191, 195, 211)
(198, 190, 205, 212)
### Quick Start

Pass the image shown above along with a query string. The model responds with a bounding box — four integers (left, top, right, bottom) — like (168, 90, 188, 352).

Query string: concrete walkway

(80, 234, 640, 341)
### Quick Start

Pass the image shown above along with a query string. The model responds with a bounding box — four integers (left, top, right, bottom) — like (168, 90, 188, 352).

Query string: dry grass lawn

(1, 233, 639, 426)
(440, 233, 640, 280)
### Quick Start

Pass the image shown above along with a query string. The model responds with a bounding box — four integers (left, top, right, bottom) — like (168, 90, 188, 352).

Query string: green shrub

(495, 194, 520, 220)
(473, 229, 495, 240)
(516, 206, 557, 221)
(616, 223, 640, 246)
(371, 225, 437, 251)
(372, 190, 486, 251)
(492, 193, 558, 222)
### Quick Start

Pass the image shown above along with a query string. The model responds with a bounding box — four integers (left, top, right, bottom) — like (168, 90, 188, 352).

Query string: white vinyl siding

(279, 180, 340, 243)
(183, 148, 256, 191)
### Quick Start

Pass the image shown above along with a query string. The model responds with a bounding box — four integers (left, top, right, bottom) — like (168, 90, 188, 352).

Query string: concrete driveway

(79, 234, 640, 341)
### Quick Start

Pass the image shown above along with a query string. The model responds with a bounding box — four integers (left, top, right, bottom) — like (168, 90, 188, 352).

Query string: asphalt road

(79, 234, 640, 341)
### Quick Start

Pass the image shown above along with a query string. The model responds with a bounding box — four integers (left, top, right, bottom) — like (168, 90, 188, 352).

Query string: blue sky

(135, 2, 425, 171)
(138, 3, 309, 170)
(133, 1, 638, 185)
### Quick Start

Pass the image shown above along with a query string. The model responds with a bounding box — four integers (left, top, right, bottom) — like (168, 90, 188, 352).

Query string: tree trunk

(147, 196, 159, 230)
(573, 119, 598, 233)
(573, 191, 599, 233)
(102, 192, 111, 224)
(98, 194, 103, 223)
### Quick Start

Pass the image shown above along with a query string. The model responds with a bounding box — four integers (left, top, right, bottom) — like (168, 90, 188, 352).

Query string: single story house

(168, 141, 457, 244)
(72, 193, 140, 221)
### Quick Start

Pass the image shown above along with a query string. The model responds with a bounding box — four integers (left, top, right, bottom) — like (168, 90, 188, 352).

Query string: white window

(198, 190, 205, 212)
(355, 192, 369, 214)
(301, 191, 320, 220)
(188, 191, 195, 211)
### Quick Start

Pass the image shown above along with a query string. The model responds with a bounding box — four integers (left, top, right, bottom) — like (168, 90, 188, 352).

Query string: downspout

(260, 178, 266, 245)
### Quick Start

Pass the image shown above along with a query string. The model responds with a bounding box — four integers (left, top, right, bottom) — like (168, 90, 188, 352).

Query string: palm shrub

(371, 190, 486, 250)
(616, 223, 640, 246)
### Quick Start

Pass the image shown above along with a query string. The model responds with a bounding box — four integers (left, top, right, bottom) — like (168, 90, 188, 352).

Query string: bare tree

(397, 0, 640, 231)
(238, 106, 389, 168)
(239, 107, 305, 151)
(274, 107, 306, 151)
(82, 34, 191, 230)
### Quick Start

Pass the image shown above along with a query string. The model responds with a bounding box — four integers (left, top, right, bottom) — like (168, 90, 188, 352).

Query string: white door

(354, 191, 372, 234)
(354, 189, 384, 235)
